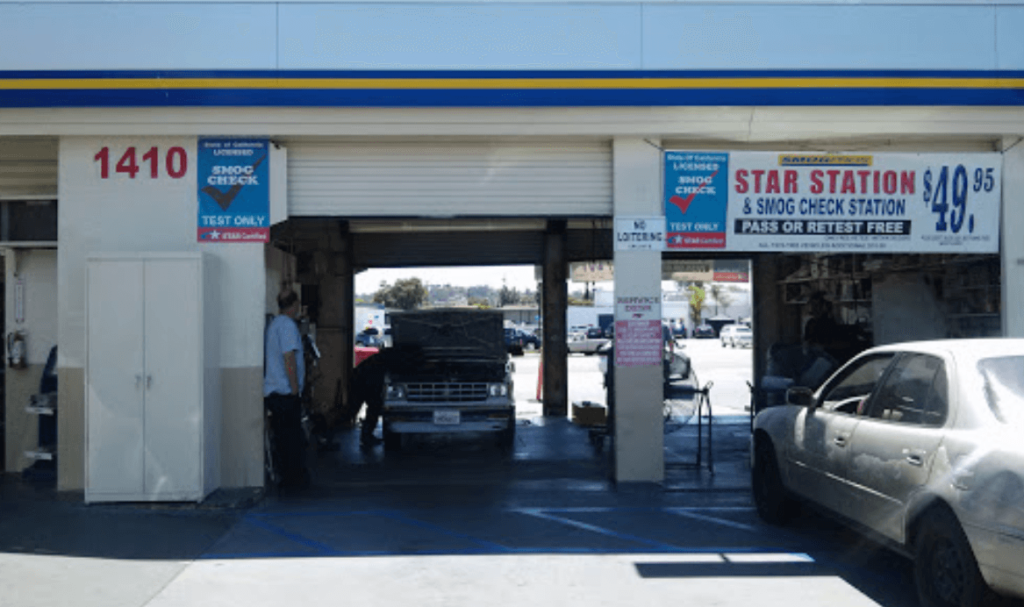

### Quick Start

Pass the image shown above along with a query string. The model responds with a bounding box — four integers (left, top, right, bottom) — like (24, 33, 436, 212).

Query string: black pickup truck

(381, 309, 516, 450)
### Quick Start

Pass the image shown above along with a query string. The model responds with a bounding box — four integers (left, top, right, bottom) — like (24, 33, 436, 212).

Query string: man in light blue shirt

(264, 289, 309, 489)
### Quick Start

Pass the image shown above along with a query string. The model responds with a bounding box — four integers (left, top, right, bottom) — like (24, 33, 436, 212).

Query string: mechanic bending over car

(344, 345, 423, 449)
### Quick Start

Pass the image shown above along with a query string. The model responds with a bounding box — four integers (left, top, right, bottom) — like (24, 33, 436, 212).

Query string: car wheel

(914, 508, 987, 607)
(752, 436, 796, 525)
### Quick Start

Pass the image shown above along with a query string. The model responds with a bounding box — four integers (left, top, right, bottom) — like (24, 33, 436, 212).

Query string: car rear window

(979, 356, 1024, 426)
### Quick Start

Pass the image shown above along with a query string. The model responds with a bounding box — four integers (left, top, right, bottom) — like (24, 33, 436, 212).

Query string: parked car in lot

(517, 328, 541, 351)
(720, 324, 752, 348)
(568, 327, 611, 355)
(751, 339, 1024, 607)
(355, 330, 384, 348)
(504, 327, 525, 356)
(692, 324, 716, 339)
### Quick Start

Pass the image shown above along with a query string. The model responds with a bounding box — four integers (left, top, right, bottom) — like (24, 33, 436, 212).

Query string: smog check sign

(197, 138, 270, 243)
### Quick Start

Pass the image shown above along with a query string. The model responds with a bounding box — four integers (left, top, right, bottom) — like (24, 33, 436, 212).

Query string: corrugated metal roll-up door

(286, 139, 612, 218)
(0, 138, 58, 199)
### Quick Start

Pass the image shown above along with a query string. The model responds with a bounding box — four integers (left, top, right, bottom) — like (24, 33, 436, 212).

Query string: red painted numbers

(94, 146, 188, 179)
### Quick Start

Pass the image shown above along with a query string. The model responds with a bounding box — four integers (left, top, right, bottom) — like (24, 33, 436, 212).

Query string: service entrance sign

(615, 296, 661, 367)
(665, 151, 1001, 253)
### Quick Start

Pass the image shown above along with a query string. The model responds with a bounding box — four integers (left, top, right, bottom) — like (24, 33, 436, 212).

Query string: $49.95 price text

(923, 165, 995, 235)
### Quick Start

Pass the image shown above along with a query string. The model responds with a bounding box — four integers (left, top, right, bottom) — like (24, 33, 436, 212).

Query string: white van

(720, 324, 752, 348)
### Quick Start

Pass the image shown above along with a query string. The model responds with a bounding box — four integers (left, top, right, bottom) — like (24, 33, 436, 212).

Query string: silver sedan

(751, 338, 1024, 607)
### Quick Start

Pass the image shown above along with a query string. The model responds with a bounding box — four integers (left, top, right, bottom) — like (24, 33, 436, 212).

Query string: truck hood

(390, 309, 507, 361)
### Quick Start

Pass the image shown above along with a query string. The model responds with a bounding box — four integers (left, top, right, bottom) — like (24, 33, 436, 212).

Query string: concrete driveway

(0, 414, 933, 607)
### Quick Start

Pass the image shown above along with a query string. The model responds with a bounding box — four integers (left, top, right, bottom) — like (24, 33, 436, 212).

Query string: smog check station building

(2, 0, 1024, 501)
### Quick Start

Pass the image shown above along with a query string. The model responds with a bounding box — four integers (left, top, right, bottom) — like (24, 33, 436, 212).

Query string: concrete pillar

(315, 221, 355, 428)
(542, 220, 568, 417)
(612, 138, 664, 484)
(750, 253, 801, 407)
(1002, 139, 1024, 337)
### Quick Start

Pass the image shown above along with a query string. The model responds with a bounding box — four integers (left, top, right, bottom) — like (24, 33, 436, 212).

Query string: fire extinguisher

(7, 331, 26, 369)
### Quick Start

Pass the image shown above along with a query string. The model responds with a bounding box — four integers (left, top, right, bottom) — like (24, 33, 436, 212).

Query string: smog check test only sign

(197, 138, 270, 243)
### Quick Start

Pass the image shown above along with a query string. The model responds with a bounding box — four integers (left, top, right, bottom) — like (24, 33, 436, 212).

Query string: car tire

(752, 436, 796, 525)
(914, 508, 988, 607)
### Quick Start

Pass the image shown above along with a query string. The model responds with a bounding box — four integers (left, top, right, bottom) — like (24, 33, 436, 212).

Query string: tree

(373, 277, 428, 310)
(709, 284, 735, 316)
(688, 282, 706, 326)
(499, 284, 519, 307)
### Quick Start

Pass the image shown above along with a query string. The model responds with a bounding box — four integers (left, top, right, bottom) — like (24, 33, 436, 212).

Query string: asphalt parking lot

(513, 336, 755, 419)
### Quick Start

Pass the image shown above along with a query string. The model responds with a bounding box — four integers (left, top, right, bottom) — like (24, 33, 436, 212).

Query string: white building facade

(2, 0, 1024, 495)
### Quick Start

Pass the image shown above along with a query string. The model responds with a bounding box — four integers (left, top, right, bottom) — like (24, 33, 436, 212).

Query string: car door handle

(833, 435, 848, 447)
(903, 448, 926, 466)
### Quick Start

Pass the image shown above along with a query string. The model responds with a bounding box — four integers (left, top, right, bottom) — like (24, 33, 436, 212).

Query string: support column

(612, 138, 664, 484)
(542, 220, 568, 417)
(316, 221, 354, 428)
(1002, 138, 1024, 338)
(750, 253, 801, 410)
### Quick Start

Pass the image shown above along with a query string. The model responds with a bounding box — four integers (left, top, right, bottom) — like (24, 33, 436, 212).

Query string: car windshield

(979, 356, 1024, 426)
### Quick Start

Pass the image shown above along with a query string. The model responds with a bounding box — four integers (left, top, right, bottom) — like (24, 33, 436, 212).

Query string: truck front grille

(405, 383, 490, 402)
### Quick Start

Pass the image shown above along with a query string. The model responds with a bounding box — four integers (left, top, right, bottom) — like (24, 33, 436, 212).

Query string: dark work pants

(361, 395, 384, 440)
(265, 393, 308, 485)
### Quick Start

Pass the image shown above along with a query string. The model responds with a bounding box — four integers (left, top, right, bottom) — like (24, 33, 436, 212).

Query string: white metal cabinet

(85, 253, 219, 503)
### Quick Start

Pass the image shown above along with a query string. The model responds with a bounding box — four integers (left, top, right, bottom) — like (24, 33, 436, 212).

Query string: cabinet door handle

(146, 375, 153, 389)
(135, 374, 143, 389)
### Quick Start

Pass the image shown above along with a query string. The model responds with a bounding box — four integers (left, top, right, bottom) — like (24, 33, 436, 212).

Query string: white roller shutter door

(0, 138, 57, 199)
(286, 139, 612, 217)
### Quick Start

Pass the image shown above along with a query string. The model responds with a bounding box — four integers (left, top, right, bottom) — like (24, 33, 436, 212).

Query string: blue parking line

(201, 505, 810, 560)
(243, 516, 338, 555)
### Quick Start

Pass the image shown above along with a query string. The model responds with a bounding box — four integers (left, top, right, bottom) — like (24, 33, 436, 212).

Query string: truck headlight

(386, 385, 406, 399)
(488, 383, 508, 397)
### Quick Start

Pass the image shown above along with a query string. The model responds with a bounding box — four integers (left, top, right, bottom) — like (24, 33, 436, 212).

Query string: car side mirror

(786, 387, 815, 408)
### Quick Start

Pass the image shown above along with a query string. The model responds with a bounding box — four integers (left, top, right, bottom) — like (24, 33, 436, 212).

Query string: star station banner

(665, 151, 1002, 254)
(197, 138, 270, 243)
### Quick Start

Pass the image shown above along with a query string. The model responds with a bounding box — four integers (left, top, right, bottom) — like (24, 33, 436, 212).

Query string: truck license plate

(433, 410, 460, 425)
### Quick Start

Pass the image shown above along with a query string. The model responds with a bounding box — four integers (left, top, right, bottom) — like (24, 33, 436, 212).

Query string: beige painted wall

(57, 136, 265, 492)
